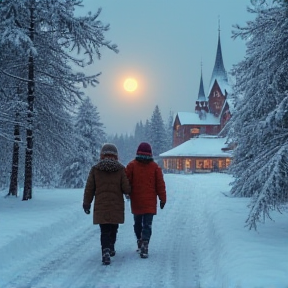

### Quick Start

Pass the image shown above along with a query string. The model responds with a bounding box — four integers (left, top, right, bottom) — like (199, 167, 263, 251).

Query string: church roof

(176, 112, 220, 125)
(160, 136, 232, 158)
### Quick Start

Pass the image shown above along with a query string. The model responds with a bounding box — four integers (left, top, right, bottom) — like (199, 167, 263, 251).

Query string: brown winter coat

(83, 158, 131, 224)
(125, 159, 166, 215)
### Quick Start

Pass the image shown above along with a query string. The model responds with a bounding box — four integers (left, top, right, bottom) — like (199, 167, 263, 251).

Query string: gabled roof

(160, 136, 232, 158)
(176, 112, 220, 125)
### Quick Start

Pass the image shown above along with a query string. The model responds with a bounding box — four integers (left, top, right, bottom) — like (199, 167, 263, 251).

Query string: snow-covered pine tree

(32, 95, 76, 188)
(60, 97, 106, 188)
(0, 95, 15, 190)
(144, 119, 151, 144)
(75, 97, 106, 164)
(0, 0, 118, 199)
(149, 105, 167, 161)
(120, 133, 135, 165)
(165, 110, 174, 151)
(7, 87, 26, 196)
(228, 1, 288, 229)
(135, 121, 145, 144)
(0, 43, 27, 195)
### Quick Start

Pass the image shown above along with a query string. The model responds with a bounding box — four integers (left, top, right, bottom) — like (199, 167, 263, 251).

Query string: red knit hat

(136, 142, 152, 156)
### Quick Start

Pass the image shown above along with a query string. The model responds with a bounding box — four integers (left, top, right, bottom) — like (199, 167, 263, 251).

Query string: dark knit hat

(101, 143, 118, 156)
(136, 142, 152, 157)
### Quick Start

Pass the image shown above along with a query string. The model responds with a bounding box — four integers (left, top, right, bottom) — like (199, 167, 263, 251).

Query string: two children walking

(82, 142, 167, 265)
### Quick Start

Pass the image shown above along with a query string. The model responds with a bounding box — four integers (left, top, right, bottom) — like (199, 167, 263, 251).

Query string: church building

(160, 29, 234, 173)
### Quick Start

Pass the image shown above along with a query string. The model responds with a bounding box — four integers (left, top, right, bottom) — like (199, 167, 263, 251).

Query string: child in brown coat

(83, 143, 131, 265)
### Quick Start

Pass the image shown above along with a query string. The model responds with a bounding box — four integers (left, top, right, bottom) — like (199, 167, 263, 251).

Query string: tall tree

(60, 97, 106, 188)
(165, 110, 174, 151)
(75, 97, 106, 163)
(144, 119, 151, 143)
(7, 87, 25, 196)
(134, 121, 145, 144)
(228, 1, 288, 229)
(149, 105, 167, 160)
(0, 48, 28, 195)
(0, 0, 118, 199)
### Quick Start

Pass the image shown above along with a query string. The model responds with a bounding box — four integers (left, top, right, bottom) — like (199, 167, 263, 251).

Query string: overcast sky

(76, 0, 254, 135)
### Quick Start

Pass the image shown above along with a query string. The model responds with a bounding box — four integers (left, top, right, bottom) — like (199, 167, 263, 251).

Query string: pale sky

(76, 0, 253, 135)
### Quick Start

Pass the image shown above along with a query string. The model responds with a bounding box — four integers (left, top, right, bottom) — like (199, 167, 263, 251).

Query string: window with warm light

(226, 158, 231, 167)
(190, 128, 199, 134)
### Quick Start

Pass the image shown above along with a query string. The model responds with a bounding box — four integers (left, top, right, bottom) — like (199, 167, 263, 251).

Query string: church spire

(209, 19, 228, 87)
(195, 62, 209, 116)
(197, 63, 206, 101)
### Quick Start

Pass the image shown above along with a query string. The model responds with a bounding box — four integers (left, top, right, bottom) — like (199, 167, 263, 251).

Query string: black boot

(136, 239, 142, 253)
(102, 248, 111, 265)
(110, 244, 116, 257)
(140, 240, 149, 258)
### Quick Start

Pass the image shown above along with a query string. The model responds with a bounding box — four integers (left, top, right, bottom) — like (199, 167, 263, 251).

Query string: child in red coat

(126, 142, 166, 258)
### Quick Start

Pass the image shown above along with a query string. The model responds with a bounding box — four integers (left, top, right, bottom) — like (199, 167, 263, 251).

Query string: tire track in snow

(158, 175, 201, 287)
(3, 224, 99, 288)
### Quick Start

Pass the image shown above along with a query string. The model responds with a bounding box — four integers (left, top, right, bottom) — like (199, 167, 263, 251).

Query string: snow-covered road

(1, 173, 287, 288)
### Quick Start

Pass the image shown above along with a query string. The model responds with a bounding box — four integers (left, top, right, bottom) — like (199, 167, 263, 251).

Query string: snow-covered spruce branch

(245, 146, 288, 229)
(0, 69, 32, 83)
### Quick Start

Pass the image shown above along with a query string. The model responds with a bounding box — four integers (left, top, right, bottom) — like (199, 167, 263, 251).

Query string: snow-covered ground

(0, 173, 287, 288)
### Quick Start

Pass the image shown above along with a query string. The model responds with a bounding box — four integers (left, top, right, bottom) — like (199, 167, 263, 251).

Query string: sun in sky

(123, 78, 138, 92)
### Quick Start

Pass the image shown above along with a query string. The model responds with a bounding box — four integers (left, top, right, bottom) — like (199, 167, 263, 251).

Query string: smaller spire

(197, 63, 206, 101)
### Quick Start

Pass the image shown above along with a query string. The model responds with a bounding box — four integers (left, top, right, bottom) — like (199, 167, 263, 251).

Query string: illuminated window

(185, 159, 191, 171)
(204, 159, 212, 169)
(226, 158, 231, 167)
(163, 159, 168, 169)
(196, 160, 204, 169)
(190, 128, 200, 134)
(196, 159, 212, 169)
(218, 160, 224, 168)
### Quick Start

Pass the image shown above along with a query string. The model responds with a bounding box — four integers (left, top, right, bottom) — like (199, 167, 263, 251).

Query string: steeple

(209, 20, 228, 88)
(195, 63, 209, 116)
(197, 65, 206, 101)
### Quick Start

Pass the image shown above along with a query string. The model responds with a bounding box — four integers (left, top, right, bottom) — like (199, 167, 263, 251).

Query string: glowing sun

(123, 78, 138, 92)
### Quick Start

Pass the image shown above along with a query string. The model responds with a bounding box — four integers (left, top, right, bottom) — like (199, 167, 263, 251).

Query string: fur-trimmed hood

(94, 158, 124, 172)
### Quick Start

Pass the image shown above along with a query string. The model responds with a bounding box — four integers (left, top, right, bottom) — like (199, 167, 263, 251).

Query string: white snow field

(0, 173, 287, 288)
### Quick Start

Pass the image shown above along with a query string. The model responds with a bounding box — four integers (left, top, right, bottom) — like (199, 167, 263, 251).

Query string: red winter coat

(125, 159, 166, 215)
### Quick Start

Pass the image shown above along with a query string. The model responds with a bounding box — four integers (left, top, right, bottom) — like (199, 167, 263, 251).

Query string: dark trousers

(99, 224, 119, 250)
(133, 214, 154, 242)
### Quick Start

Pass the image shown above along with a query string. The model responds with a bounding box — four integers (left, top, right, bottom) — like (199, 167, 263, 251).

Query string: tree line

(107, 106, 173, 167)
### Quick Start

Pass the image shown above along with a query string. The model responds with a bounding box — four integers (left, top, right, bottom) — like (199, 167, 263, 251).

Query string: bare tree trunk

(7, 112, 20, 197)
(23, 6, 35, 201)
